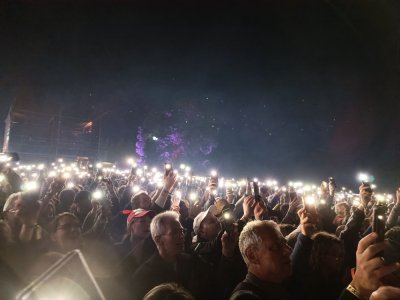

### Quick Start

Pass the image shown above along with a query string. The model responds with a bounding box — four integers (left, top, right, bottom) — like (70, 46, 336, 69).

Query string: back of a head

(309, 231, 343, 271)
(143, 283, 194, 300)
(74, 190, 91, 204)
(60, 189, 76, 204)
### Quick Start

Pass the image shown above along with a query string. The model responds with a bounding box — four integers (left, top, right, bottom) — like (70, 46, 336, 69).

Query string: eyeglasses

(162, 228, 186, 237)
(324, 254, 344, 261)
(56, 223, 81, 231)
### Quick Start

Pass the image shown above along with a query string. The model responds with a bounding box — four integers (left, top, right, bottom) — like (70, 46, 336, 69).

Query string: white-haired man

(230, 220, 293, 300)
(131, 211, 214, 300)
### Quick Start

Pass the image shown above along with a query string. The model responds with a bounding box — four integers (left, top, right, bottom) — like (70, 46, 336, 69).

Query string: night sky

(1, 0, 400, 188)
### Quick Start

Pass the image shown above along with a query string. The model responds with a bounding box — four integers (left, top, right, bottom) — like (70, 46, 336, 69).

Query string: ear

(245, 246, 259, 265)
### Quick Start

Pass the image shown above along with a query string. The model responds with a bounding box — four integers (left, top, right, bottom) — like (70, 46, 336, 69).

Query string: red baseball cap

(123, 209, 155, 228)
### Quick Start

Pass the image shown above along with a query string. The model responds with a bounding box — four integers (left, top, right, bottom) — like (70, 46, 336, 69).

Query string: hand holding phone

(164, 163, 173, 177)
(252, 181, 261, 202)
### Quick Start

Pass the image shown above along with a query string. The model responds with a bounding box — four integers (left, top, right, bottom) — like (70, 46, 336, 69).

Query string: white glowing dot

(92, 190, 103, 200)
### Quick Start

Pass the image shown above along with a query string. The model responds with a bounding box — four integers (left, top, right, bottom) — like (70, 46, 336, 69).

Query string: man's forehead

(165, 218, 181, 228)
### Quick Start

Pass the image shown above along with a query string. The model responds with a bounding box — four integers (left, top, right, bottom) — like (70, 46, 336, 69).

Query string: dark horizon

(1, 0, 400, 189)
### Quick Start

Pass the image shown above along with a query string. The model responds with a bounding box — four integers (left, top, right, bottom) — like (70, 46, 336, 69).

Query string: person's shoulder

(230, 281, 263, 300)
(229, 289, 262, 300)
(132, 253, 160, 276)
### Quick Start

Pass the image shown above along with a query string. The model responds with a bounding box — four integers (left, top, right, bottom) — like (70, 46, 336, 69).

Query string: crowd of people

(0, 157, 400, 300)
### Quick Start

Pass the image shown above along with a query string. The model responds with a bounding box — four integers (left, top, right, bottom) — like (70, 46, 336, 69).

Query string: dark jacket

(230, 272, 291, 300)
(131, 252, 215, 300)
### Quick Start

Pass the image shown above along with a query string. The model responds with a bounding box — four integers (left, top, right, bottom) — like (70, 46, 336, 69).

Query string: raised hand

(164, 172, 178, 193)
(297, 207, 316, 237)
(254, 201, 267, 221)
(242, 195, 255, 219)
(350, 233, 400, 299)
(359, 183, 373, 210)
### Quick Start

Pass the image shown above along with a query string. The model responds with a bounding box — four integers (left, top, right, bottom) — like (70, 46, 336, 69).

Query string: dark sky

(1, 0, 400, 188)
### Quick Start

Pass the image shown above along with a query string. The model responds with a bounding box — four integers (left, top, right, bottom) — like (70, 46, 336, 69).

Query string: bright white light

(175, 191, 182, 199)
(223, 212, 231, 220)
(0, 154, 10, 162)
(371, 184, 377, 189)
(378, 215, 384, 220)
(58, 158, 63, 163)
(165, 163, 172, 170)
(180, 164, 186, 170)
(0, 174, 5, 182)
(37, 164, 45, 170)
(132, 185, 140, 193)
(62, 172, 71, 179)
(127, 158, 135, 165)
(185, 166, 191, 172)
(189, 192, 197, 201)
(358, 173, 369, 182)
(156, 181, 163, 188)
(281, 186, 287, 192)
(66, 182, 75, 189)
(353, 199, 360, 206)
(136, 169, 143, 176)
(96, 163, 102, 169)
(320, 199, 326, 205)
(305, 195, 315, 205)
(152, 136, 158, 141)
(92, 190, 103, 200)
(376, 194, 385, 203)
(210, 170, 217, 177)
(253, 178, 258, 183)
(49, 171, 56, 177)
(23, 181, 39, 192)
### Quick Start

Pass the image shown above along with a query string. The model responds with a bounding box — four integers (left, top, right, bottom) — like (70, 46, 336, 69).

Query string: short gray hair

(239, 220, 280, 265)
(150, 211, 180, 243)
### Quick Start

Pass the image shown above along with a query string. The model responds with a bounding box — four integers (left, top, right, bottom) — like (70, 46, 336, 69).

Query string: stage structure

(2, 101, 100, 162)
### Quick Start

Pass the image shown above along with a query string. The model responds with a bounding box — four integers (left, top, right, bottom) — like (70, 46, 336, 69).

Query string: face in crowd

(153, 214, 185, 260)
(130, 215, 153, 239)
(241, 221, 293, 284)
(51, 213, 83, 253)
(198, 214, 221, 241)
